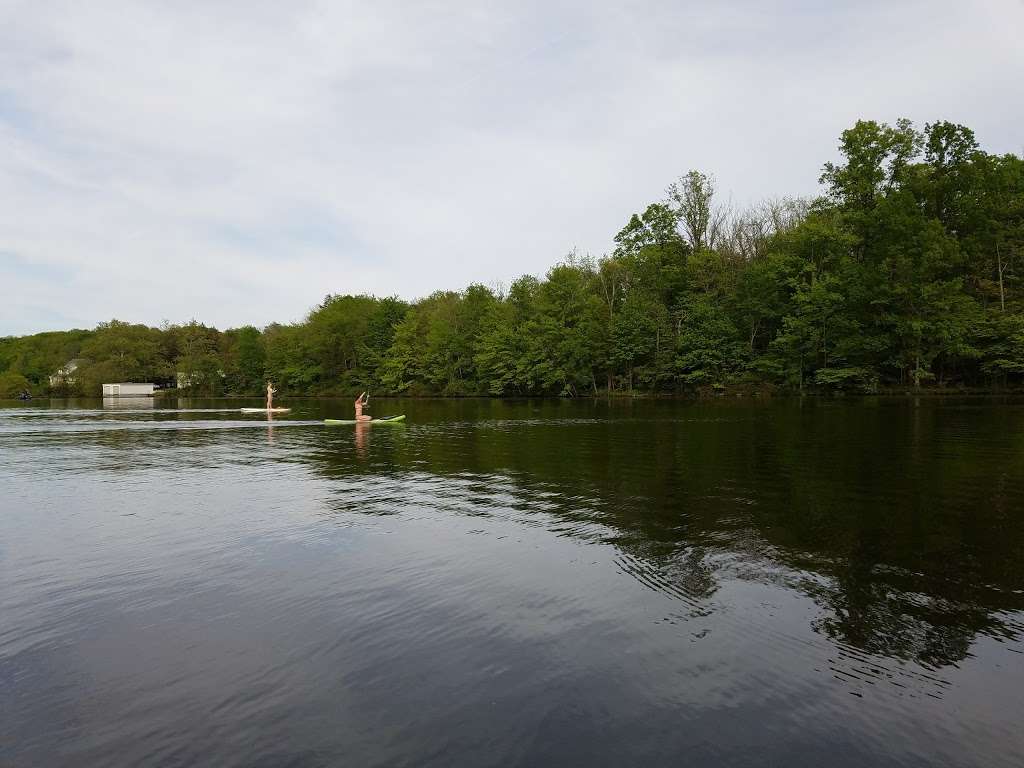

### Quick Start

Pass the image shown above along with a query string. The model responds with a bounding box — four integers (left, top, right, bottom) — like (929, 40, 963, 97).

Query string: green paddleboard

(324, 415, 406, 425)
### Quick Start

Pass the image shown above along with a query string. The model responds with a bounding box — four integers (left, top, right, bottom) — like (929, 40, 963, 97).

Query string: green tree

(222, 326, 266, 394)
(171, 321, 223, 393)
(0, 370, 31, 397)
(2, 117, 1022, 395)
(78, 321, 166, 394)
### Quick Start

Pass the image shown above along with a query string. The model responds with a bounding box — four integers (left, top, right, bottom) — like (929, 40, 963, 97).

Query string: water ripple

(3, 399, 1024, 767)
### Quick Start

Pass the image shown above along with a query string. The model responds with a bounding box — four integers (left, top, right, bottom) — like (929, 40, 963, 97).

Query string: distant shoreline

(6, 388, 1023, 403)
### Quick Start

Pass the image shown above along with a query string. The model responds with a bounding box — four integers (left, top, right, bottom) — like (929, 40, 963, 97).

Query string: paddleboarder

(354, 391, 372, 422)
(266, 381, 277, 410)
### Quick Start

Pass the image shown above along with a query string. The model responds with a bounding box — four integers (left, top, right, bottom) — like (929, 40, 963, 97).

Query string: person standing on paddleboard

(354, 392, 372, 422)
(266, 381, 277, 410)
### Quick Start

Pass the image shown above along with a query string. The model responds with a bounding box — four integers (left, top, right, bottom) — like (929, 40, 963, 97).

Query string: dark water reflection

(2, 397, 1023, 766)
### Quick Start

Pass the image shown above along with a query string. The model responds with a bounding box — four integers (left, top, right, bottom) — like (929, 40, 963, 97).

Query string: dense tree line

(2, 119, 1022, 398)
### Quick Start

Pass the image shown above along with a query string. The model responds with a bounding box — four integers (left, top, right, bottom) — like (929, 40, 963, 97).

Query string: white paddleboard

(240, 407, 291, 413)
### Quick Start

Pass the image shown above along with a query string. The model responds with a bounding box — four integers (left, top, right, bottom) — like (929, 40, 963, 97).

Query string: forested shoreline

(2, 119, 1022, 399)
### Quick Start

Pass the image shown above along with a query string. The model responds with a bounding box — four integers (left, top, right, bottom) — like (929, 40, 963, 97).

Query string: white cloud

(1, 0, 1022, 335)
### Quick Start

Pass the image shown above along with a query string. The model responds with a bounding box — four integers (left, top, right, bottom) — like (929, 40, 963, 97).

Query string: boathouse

(101, 383, 156, 397)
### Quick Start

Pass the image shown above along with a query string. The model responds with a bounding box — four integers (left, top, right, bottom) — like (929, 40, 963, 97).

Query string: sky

(1, 0, 1022, 336)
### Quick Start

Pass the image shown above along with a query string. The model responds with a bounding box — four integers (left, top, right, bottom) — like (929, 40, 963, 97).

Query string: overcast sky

(1, 0, 1021, 336)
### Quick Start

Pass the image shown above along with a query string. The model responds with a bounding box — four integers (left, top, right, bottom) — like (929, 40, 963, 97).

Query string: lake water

(2, 397, 1023, 767)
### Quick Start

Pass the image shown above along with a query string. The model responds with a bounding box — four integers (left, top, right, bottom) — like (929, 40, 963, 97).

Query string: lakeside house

(49, 358, 87, 387)
(101, 383, 156, 397)
(176, 369, 227, 389)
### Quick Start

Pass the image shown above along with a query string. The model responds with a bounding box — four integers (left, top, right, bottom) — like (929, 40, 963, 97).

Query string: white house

(176, 369, 226, 389)
(102, 383, 156, 397)
(176, 371, 196, 389)
(49, 358, 86, 387)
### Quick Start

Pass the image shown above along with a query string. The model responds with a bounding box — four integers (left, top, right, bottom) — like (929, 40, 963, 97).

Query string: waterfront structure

(101, 383, 156, 397)
(49, 358, 87, 387)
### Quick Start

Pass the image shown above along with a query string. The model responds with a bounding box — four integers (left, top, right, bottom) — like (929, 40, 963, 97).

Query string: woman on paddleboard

(354, 391, 371, 422)
(266, 381, 277, 410)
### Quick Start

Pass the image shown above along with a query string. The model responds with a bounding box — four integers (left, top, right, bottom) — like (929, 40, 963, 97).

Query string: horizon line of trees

(2, 118, 1022, 399)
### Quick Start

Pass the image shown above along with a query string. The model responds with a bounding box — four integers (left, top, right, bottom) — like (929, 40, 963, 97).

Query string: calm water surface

(2, 397, 1023, 766)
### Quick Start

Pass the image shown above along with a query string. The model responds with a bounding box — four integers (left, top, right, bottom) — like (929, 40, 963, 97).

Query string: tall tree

(667, 171, 723, 252)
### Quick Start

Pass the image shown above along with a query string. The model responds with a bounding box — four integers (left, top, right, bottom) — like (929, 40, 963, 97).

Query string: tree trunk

(822, 320, 828, 369)
(997, 242, 1006, 312)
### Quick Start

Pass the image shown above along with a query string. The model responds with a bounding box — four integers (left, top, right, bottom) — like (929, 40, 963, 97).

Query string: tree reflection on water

(307, 398, 1024, 671)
